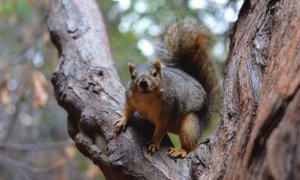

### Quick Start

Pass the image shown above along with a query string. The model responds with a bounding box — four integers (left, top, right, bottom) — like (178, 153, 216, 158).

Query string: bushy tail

(156, 18, 221, 126)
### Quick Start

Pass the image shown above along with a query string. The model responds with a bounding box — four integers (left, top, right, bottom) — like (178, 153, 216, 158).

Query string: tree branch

(47, 0, 300, 179)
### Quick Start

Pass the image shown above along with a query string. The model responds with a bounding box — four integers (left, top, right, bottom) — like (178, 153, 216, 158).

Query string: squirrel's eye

(131, 74, 136, 80)
(153, 71, 157, 77)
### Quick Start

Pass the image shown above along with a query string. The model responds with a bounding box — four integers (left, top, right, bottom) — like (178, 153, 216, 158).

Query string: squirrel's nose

(139, 80, 148, 89)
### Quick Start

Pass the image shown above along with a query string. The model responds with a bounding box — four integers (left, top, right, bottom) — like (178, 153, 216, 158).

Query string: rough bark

(47, 0, 300, 179)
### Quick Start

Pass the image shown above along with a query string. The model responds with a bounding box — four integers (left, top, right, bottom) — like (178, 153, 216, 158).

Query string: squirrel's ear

(154, 60, 161, 72)
(128, 63, 135, 75)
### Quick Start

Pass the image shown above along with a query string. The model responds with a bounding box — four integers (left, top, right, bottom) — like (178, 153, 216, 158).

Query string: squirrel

(115, 18, 221, 158)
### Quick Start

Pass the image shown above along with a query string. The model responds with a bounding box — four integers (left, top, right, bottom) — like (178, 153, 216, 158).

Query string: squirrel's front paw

(114, 117, 127, 133)
(147, 141, 160, 153)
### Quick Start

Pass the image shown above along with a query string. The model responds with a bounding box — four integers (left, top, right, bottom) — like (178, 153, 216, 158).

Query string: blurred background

(0, 0, 242, 179)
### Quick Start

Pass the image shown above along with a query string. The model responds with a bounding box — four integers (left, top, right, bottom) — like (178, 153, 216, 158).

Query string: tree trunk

(46, 0, 300, 179)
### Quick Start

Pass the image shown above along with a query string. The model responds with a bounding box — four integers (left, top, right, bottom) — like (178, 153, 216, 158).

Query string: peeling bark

(47, 0, 300, 179)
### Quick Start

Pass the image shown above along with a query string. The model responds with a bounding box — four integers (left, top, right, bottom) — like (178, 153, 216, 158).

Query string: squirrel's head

(128, 60, 163, 94)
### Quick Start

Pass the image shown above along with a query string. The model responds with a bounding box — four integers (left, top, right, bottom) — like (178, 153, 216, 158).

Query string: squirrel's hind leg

(168, 113, 201, 158)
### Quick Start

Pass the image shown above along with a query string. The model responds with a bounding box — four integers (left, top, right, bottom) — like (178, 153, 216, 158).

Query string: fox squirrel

(115, 18, 221, 158)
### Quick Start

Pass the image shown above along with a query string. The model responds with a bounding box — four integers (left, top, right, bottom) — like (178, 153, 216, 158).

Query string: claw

(114, 120, 119, 126)
(168, 148, 187, 159)
(147, 142, 160, 153)
(114, 117, 127, 133)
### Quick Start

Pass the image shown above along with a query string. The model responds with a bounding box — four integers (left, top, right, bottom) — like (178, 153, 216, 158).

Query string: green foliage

(108, 30, 147, 83)
(0, 0, 31, 20)
(168, 133, 180, 148)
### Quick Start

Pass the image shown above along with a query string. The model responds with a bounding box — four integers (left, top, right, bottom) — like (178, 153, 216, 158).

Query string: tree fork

(47, 0, 300, 179)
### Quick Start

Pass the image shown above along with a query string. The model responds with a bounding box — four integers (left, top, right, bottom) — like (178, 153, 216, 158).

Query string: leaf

(64, 146, 76, 159)
(0, 72, 11, 106)
(31, 71, 48, 108)
(86, 162, 102, 178)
